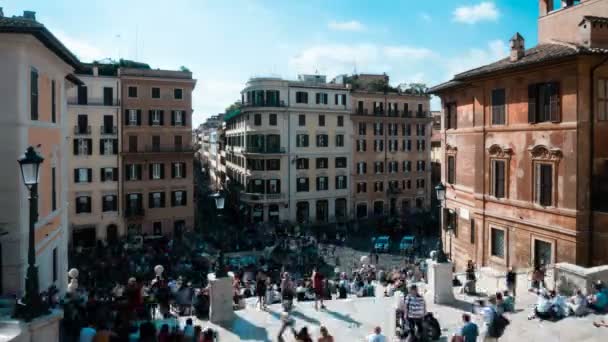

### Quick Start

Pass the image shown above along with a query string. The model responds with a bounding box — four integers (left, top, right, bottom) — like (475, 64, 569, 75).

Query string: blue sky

(4, 0, 539, 125)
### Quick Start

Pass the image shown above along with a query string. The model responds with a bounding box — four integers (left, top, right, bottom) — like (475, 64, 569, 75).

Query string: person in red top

(312, 268, 326, 311)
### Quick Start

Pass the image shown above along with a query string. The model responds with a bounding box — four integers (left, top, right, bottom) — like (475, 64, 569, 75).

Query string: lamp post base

(13, 265, 48, 322)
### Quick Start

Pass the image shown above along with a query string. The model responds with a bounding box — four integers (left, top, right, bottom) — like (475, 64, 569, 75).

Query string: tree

(225, 102, 242, 114)
(180, 66, 191, 72)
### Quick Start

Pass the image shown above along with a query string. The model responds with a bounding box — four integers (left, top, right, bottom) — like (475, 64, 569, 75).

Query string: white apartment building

(224, 75, 351, 223)
(67, 64, 123, 246)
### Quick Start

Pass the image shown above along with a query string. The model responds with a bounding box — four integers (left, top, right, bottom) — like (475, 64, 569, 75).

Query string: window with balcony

(335, 157, 347, 168)
(316, 158, 328, 169)
(492, 88, 506, 125)
(296, 158, 309, 170)
(316, 176, 329, 191)
(266, 159, 280, 170)
(297, 177, 309, 192)
(269, 113, 277, 126)
(76, 114, 89, 134)
(152, 136, 161, 152)
(174, 88, 183, 100)
(102, 195, 117, 212)
(74, 168, 92, 183)
(318, 115, 325, 126)
(103, 87, 113, 106)
(316, 134, 328, 147)
(149, 192, 165, 208)
(296, 91, 308, 104)
(336, 175, 347, 190)
(76, 196, 92, 214)
(77, 85, 88, 105)
(128, 86, 138, 98)
(151, 87, 161, 99)
(336, 134, 344, 147)
(171, 190, 187, 206)
(296, 134, 309, 147)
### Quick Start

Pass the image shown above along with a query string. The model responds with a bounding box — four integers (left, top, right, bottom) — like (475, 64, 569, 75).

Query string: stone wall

(553, 262, 608, 296)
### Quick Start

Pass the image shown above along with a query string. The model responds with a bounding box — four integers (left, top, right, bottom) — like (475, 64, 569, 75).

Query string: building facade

(430, 0, 608, 270)
(349, 75, 432, 220)
(0, 11, 80, 295)
(224, 75, 351, 223)
(67, 65, 122, 247)
(120, 68, 196, 237)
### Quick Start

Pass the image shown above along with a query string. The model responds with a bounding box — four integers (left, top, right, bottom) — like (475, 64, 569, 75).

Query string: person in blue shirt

(460, 313, 479, 342)
(589, 282, 608, 313)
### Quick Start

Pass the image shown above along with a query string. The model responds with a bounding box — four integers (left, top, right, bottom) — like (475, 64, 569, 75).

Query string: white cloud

(383, 46, 436, 59)
(53, 30, 105, 62)
(445, 39, 507, 77)
(419, 12, 432, 22)
(328, 20, 366, 32)
(453, 2, 499, 24)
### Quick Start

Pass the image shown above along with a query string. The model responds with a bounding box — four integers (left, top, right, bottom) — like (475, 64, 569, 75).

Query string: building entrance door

(534, 239, 552, 267)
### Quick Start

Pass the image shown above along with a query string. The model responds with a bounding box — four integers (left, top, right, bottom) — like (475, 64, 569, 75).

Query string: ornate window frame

(487, 144, 512, 199)
(528, 145, 562, 208)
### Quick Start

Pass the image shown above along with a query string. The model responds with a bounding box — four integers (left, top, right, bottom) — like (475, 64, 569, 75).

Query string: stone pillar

(208, 274, 234, 324)
(5, 310, 63, 342)
(426, 259, 455, 305)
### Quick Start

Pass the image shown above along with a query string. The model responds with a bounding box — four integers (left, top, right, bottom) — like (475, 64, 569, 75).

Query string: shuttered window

(447, 156, 456, 184)
(598, 79, 608, 121)
(491, 88, 506, 125)
(536, 163, 553, 206)
(528, 82, 560, 123)
(30, 68, 38, 120)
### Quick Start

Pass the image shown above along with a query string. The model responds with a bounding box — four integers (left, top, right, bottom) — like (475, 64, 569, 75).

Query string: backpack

(488, 309, 509, 338)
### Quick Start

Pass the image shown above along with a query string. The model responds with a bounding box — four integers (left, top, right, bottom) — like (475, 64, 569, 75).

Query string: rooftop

(0, 11, 80, 69)
(579, 15, 608, 26)
(430, 41, 608, 93)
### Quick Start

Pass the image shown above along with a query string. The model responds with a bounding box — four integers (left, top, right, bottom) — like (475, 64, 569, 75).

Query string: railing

(138, 145, 196, 153)
(416, 111, 430, 118)
(373, 108, 385, 116)
(100, 126, 117, 135)
(68, 97, 121, 106)
(403, 110, 413, 118)
(387, 187, 402, 195)
(124, 207, 144, 218)
(354, 108, 369, 115)
(74, 125, 91, 135)
(242, 101, 286, 108)
(240, 192, 285, 202)
(244, 146, 286, 154)
(388, 109, 400, 117)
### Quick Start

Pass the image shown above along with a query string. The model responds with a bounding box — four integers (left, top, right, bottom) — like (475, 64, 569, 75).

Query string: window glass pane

(491, 228, 505, 258)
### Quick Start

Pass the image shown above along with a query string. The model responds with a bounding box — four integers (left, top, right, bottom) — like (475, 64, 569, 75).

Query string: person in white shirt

(366, 326, 386, 342)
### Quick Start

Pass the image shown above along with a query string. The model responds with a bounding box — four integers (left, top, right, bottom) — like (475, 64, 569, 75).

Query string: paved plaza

(175, 284, 608, 342)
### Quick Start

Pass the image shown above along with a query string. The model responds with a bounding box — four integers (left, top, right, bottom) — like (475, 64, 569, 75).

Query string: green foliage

(180, 66, 191, 72)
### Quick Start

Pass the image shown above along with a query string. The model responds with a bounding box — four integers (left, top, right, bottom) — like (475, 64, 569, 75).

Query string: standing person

(460, 313, 479, 342)
(402, 284, 426, 340)
(366, 326, 386, 342)
(79, 321, 96, 342)
(318, 325, 334, 342)
(256, 271, 268, 310)
(281, 272, 295, 312)
(505, 267, 516, 297)
(312, 268, 326, 310)
(531, 265, 545, 290)
(479, 295, 508, 341)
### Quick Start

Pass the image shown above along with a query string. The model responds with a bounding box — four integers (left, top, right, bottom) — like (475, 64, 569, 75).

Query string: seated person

(549, 290, 567, 319)
(501, 290, 515, 313)
(588, 283, 608, 313)
(568, 289, 588, 317)
(531, 291, 554, 320)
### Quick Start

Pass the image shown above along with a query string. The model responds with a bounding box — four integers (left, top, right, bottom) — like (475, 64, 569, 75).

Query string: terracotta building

(0, 10, 80, 294)
(349, 75, 432, 219)
(430, 0, 608, 270)
(120, 68, 196, 237)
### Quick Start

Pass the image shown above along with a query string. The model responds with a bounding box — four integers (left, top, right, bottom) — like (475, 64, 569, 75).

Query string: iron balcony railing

(240, 193, 285, 202)
(241, 100, 286, 108)
(243, 146, 286, 154)
(68, 98, 121, 106)
(74, 125, 91, 135)
(100, 126, 117, 135)
(124, 207, 144, 218)
(142, 145, 196, 153)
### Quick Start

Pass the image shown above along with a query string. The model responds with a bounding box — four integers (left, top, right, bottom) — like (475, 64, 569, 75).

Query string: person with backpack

(402, 284, 426, 340)
(479, 295, 509, 341)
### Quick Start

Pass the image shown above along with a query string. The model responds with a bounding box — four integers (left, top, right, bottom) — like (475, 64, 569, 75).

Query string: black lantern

(211, 192, 225, 210)
(18, 147, 44, 189)
(435, 182, 446, 202)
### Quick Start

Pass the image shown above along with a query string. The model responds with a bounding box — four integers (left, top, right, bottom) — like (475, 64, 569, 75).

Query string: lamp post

(210, 192, 227, 278)
(434, 183, 449, 263)
(15, 146, 47, 321)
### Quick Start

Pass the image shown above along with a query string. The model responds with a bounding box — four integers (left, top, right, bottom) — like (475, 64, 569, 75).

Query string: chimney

(510, 33, 525, 62)
(23, 11, 36, 20)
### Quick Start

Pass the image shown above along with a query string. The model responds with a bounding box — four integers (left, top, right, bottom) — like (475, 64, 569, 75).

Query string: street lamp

(209, 192, 227, 278)
(434, 183, 449, 263)
(211, 192, 225, 210)
(15, 146, 47, 321)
